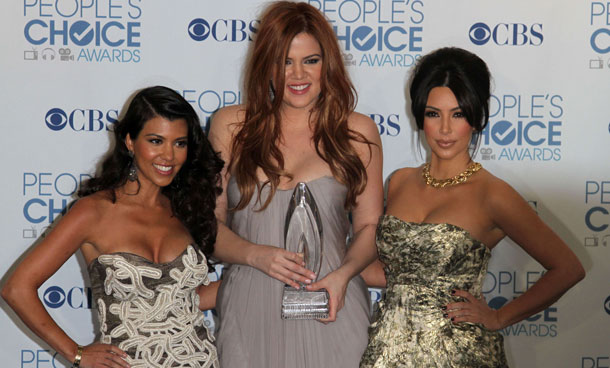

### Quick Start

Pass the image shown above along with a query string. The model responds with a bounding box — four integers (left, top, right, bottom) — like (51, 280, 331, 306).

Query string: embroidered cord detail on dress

(94, 246, 218, 368)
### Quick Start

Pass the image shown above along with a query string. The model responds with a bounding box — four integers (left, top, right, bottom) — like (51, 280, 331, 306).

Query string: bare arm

(359, 167, 412, 289)
(307, 112, 384, 321)
(198, 280, 220, 311)
(447, 180, 585, 330)
(1, 199, 128, 367)
(360, 259, 387, 288)
(208, 106, 315, 288)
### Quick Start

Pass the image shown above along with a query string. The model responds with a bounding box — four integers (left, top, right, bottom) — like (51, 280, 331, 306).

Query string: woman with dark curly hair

(209, 2, 383, 367)
(2, 86, 223, 368)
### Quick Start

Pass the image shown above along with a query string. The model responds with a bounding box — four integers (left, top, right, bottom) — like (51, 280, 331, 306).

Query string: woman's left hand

(445, 290, 502, 331)
(306, 270, 350, 323)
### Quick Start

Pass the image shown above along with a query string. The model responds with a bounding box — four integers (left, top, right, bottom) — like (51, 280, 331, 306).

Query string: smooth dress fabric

(88, 245, 219, 368)
(360, 215, 508, 368)
(216, 176, 372, 368)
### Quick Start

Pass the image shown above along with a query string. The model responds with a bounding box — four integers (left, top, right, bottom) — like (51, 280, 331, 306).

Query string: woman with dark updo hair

(360, 48, 584, 367)
(3, 86, 223, 368)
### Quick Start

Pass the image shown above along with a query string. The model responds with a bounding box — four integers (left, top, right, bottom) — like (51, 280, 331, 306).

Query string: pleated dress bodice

(216, 176, 371, 368)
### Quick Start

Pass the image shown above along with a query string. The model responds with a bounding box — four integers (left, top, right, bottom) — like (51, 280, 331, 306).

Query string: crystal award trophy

(281, 182, 329, 319)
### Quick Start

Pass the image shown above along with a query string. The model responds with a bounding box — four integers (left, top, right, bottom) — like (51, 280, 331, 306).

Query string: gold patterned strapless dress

(360, 215, 508, 368)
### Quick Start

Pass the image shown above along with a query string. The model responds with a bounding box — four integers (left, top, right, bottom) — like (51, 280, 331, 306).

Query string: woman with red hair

(209, 2, 383, 367)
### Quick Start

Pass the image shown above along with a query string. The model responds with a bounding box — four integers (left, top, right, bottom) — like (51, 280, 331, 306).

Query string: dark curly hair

(79, 86, 224, 261)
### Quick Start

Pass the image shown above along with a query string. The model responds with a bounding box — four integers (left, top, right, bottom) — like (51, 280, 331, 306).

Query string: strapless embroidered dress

(88, 245, 219, 368)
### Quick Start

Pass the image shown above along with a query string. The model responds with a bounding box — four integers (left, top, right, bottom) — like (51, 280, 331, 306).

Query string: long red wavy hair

(229, 1, 371, 211)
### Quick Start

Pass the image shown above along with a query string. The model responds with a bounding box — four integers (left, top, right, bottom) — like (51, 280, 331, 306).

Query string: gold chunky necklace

(422, 162, 482, 188)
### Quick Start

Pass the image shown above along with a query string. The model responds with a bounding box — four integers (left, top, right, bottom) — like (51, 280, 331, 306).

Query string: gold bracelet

(72, 345, 83, 368)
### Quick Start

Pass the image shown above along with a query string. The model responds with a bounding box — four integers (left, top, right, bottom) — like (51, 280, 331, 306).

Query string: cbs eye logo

(188, 18, 211, 41)
(43, 286, 66, 309)
(42, 285, 92, 309)
(604, 295, 610, 315)
(488, 295, 509, 310)
(469, 22, 491, 46)
(469, 22, 543, 46)
(45, 108, 68, 131)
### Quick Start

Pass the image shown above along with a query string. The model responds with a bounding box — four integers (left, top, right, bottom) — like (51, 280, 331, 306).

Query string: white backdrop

(1, 1, 609, 367)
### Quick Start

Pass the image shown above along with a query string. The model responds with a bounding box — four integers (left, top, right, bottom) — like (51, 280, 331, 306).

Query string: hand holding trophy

(281, 182, 330, 319)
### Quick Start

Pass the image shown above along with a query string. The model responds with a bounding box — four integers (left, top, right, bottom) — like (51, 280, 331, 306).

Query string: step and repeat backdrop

(1, 0, 609, 367)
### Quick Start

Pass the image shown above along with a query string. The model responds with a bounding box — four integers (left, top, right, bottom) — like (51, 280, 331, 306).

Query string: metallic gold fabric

(360, 215, 508, 368)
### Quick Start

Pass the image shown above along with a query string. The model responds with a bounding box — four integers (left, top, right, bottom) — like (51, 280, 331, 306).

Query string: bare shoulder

(69, 193, 104, 216)
(68, 191, 114, 222)
(476, 168, 525, 210)
(210, 105, 245, 135)
(387, 166, 420, 192)
(347, 111, 380, 144)
(42, 191, 116, 248)
(209, 105, 246, 158)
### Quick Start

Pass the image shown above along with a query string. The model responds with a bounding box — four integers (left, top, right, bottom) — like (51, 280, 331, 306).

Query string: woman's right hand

(79, 342, 130, 368)
(249, 245, 316, 289)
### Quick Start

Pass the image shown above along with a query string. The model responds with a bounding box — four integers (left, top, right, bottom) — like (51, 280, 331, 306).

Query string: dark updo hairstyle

(79, 86, 224, 261)
(410, 47, 491, 133)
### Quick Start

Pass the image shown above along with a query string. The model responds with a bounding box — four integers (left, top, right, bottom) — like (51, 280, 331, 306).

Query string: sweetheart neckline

(380, 214, 491, 252)
(87, 244, 196, 269)
(229, 175, 345, 192)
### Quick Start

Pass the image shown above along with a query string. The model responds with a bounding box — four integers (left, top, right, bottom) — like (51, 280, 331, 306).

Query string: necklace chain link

(422, 162, 482, 188)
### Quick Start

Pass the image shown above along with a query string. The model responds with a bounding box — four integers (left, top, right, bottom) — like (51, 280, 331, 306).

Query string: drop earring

(128, 151, 138, 182)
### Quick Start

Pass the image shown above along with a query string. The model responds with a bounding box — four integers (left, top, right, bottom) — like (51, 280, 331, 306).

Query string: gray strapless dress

(216, 176, 372, 368)
(88, 245, 219, 368)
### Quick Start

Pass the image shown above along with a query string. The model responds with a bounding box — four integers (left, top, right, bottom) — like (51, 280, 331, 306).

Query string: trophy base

(281, 286, 329, 320)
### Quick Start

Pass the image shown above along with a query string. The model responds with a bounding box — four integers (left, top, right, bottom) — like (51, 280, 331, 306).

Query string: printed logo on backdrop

(309, 0, 424, 68)
(20, 348, 61, 367)
(178, 88, 242, 128)
(588, 1, 610, 69)
(581, 356, 610, 368)
(22, 172, 90, 239)
(468, 22, 543, 47)
(479, 94, 563, 162)
(583, 180, 610, 248)
(605, 295, 610, 315)
(484, 270, 559, 337)
(188, 17, 259, 43)
(369, 288, 384, 313)
(42, 285, 93, 309)
(369, 113, 401, 136)
(23, 0, 142, 63)
(45, 107, 118, 132)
